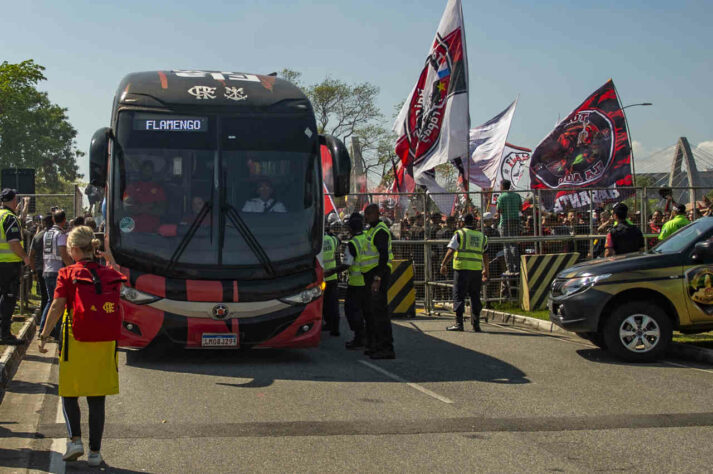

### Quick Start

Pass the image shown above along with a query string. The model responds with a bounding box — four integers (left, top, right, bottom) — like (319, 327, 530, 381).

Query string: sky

(1, 0, 712, 178)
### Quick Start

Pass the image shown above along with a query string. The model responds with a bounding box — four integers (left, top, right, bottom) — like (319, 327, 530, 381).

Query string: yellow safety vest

(453, 228, 486, 271)
(361, 221, 394, 273)
(347, 233, 368, 287)
(322, 233, 338, 282)
(0, 208, 23, 263)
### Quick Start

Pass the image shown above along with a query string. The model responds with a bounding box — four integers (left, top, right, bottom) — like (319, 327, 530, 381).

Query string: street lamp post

(620, 102, 652, 229)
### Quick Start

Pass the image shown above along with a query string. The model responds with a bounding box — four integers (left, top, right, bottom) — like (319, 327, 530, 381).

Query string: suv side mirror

(319, 134, 351, 197)
(692, 241, 713, 263)
(89, 127, 112, 186)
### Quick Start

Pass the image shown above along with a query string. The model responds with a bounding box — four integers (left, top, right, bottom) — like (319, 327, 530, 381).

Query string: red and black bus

(89, 70, 350, 349)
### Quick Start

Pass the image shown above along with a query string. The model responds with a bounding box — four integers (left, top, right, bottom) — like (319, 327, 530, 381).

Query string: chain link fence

(327, 186, 713, 313)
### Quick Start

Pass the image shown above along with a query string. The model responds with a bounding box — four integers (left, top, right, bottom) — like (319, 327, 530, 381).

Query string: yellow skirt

(58, 311, 119, 398)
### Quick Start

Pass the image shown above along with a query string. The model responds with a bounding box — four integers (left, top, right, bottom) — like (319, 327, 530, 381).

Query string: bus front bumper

(119, 297, 323, 349)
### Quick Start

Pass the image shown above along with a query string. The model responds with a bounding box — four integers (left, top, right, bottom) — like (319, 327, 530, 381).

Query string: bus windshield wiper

(165, 200, 212, 271)
(222, 203, 276, 277)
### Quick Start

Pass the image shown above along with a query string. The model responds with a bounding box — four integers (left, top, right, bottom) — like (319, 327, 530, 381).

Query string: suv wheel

(603, 302, 672, 362)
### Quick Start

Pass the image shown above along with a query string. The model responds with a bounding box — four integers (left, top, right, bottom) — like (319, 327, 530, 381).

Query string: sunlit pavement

(2, 315, 713, 472)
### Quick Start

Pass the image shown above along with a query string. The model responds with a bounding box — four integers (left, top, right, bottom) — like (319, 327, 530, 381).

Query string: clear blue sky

(2, 0, 711, 177)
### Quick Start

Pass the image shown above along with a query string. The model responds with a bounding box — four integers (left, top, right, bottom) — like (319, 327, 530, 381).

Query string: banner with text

(529, 79, 632, 212)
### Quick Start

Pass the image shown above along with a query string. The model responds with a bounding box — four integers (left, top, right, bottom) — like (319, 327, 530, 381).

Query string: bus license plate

(202, 333, 238, 347)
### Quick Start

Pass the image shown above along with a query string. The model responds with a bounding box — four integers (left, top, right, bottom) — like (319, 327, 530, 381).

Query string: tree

(0, 60, 82, 192)
(280, 69, 390, 186)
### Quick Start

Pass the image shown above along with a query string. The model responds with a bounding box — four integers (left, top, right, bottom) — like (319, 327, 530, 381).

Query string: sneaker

(87, 451, 103, 467)
(369, 350, 396, 360)
(345, 339, 364, 350)
(62, 439, 84, 462)
(446, 324, 464, 331)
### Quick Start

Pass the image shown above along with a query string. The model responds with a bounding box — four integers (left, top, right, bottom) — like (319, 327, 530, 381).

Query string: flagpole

(459, 0, 471, 213)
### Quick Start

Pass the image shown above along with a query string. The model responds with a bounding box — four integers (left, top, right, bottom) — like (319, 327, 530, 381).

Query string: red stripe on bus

(186, 280, 223, 302)
(135, 273, 166, 298)
(233, 281, 239, 302)
(157, 71, 168, 89)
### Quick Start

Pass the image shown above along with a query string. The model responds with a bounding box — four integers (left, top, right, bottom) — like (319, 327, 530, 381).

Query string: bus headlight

(120, 285, 160, 305)
(280, 286, 323, 305)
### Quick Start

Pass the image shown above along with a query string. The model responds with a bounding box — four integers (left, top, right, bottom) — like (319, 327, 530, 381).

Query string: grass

(488, 302, 550, 321)
(673, 332, 713, 349)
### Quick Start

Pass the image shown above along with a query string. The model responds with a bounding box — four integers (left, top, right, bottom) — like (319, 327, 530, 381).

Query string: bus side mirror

(89, 127, 111, 186)
(320, 134, 351, 197)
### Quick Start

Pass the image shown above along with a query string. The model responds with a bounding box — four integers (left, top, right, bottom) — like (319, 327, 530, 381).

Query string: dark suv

(549, 217, 713, 361)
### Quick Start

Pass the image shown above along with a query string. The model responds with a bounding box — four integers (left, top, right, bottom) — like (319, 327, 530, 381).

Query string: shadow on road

(123, 322, 530, 387)
(575, 348, 692, 368)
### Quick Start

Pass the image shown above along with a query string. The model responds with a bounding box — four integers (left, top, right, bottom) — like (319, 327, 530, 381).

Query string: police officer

(0, 189, 31, 345)
(605, 203, 644, 257)
(440, 214, 489, 332)
(362, 204, 395, 359)
(333, 213, 370, 349)
(320, 217, 341, 336)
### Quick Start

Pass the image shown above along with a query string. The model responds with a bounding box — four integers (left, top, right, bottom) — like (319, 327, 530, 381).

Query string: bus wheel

(603, 302, 672, 362)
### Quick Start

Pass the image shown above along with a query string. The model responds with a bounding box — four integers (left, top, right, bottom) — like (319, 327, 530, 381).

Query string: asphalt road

(2, 314, 713, 473)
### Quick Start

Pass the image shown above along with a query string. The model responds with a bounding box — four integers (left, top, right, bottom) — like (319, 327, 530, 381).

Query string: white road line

(56, 397, 64, 423)
(358, 360, 454, 404)
(48, 438, 65, 474)
(663, 360, 713, 374)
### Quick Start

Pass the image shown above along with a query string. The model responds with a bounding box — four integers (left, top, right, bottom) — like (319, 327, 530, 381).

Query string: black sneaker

(345, 339, 364, 350)
(471, 318, 482, 332)
(446, 324, 464, 331)
(369, 350, 396, 360)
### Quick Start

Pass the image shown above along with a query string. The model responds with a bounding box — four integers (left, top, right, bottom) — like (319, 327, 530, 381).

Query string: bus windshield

(111, 111, 321, 274)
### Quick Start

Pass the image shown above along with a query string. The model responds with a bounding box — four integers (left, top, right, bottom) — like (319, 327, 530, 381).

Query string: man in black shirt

(363, 204, 395, 359)
(605, 203, 644, 257)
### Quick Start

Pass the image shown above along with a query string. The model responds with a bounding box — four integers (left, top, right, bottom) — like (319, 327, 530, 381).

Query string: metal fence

(329, 186, 713, 313)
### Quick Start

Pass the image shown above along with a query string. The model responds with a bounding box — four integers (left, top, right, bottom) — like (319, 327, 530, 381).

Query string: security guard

(321, 218, 341, 336)
(440, 214, 489, 332)
(659, 204, 690, 241)
(339, 213, 370, 349)
(605, 203, 644, 257)
(0, 189, 31, 345)
(362, 204, 395, 359)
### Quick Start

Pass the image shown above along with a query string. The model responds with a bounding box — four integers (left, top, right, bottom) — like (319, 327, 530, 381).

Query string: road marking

(56, 397, 64, 424)
(48, 438, 65, 474)
(663, 360, 713, 375)
(358, 360, 454, 404)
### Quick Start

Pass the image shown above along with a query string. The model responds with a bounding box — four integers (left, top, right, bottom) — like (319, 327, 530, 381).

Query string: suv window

(652, 219, 712, 254)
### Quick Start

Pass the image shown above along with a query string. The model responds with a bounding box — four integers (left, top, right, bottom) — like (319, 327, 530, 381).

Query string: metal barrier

(329, 185, 713, 314)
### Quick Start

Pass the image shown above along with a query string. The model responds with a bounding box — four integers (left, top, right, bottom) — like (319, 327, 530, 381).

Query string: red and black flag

(530, 79, 632, 212)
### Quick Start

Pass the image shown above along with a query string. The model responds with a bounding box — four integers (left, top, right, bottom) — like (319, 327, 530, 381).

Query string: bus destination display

(134, 115, 208, 132)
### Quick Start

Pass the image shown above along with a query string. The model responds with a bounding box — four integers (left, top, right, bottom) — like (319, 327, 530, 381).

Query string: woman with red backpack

(38, 225, 126, 467)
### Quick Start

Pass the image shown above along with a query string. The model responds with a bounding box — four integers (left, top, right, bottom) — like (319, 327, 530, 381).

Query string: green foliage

(0, 59, 82, 192)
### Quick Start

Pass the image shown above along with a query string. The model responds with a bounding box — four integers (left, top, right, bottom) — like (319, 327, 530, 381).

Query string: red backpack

(70, 262, 127, 342)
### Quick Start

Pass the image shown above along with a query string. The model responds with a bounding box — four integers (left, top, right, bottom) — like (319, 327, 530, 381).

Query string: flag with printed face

(467, 100, 518, 188)
(393, 0, 469, 182)
(490, 143, 532, 205)
(530, 80, 632, 212)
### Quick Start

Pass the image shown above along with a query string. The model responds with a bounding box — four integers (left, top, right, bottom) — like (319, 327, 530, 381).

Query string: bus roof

(115, 70, 309, 109)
